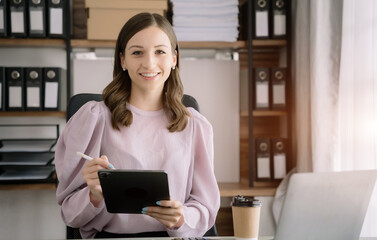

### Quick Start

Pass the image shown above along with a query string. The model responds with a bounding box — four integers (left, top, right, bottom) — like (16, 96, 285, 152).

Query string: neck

(129, 90, 164, 111)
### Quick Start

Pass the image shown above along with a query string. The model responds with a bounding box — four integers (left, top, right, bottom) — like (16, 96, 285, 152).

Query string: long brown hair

(102, 12, 191, 132)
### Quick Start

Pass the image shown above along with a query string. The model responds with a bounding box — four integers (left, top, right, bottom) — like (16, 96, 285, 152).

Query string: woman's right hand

(81, 155, 110, 207)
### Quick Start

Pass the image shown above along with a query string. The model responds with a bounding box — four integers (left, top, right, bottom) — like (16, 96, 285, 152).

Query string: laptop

(274, 170, 377, 240)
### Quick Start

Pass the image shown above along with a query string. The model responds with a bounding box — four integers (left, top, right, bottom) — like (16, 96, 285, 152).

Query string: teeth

(141, 73, 158, 77)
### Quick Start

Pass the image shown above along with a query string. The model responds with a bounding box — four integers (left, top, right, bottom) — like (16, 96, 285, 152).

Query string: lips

(140, 72, 160, 78)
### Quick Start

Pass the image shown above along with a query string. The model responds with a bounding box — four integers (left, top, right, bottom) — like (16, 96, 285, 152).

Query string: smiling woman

(54, 12, 220, 239)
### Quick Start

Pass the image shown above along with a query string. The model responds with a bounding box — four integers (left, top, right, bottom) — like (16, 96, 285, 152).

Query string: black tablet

(98, 169, 170, 214)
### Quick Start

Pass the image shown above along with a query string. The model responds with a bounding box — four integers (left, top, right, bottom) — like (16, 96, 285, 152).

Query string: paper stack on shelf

(171, 0, 239, 42)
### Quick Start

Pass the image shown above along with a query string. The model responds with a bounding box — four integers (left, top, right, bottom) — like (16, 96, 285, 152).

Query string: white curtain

(273, 0, 377, 236)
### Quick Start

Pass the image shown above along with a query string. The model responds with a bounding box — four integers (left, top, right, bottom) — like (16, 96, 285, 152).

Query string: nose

(142, 52, 156, 69)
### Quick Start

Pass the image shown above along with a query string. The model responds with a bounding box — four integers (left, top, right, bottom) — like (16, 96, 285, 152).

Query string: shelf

(240, 110, 288, 117)
(0, 183, 57, 190)
(0, 111, 66, 117)
(0, 38, 66, 48)
(218, 182, 276, 197)
(70, 39, 286, 50)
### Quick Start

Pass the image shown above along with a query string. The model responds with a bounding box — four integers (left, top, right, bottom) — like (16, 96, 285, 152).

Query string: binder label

(273, 84, 285, 104)
(9, 86, 22, 107)
(44, 82, 58, 108)
(30, 9, 44, 31)
(27, 87, 41, 107)
(11, 12, 24, 33)
(0, 9, 4, 30)
(274, 15, 286, 36)
(256, 11, 268, 37)
(50, 8, 63, 34)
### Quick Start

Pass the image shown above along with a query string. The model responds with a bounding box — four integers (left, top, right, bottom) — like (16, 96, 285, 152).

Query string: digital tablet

(98, 169, 170, 214)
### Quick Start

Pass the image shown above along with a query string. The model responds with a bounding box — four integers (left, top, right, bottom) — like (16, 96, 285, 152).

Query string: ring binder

(5, 67, 24, 111)
(271, 0, 286, 38)
(253, 0, 270, 39)
(254, 67, 270, 109)
(25, 67, 43, 111)
(9, 0, 27, 37)
(0, 0, 8, 37)
(28, 0, 47, 38)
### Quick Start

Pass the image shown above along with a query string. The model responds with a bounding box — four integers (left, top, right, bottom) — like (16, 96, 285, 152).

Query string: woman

(55, 12, 220, 238)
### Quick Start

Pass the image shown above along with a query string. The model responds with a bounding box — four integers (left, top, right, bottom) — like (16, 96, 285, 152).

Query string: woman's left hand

(143, 199, 184, 229)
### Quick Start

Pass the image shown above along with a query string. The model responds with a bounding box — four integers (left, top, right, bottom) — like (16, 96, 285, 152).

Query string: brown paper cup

(232, 205, 261, 240)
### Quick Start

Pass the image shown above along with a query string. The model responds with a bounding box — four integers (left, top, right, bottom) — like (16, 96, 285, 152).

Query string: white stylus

(76, 152, 115, 169)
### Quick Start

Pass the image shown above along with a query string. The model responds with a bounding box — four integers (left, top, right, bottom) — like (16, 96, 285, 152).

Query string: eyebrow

(128, 44, 169, 50)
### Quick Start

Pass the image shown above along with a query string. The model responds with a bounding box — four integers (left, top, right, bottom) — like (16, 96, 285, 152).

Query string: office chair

(65, 93, 216, 239)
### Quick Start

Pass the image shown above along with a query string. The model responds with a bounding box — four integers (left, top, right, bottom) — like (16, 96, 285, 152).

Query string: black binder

(272, 138, 287, 179)
(271, 67, 286, 109)
(253, 0, 270, 39)
(25, 67, 43, 111)
(5, 67, 24, 111)
(28, 0, 47, 38)
(0, 67, 5, 111)
(254, 67, 270, 109)
(255, 138, 271, 180)
(47, 0, 65, 38)
(0, 0, 8, 37)
(43, 67, 60, 110)
(9, 0, 27, 37)
(271, 0, 286, 39)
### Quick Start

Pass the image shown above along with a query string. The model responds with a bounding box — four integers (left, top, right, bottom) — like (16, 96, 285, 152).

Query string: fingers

(143, 199, 184, 229)
(81, 155, 110, 205)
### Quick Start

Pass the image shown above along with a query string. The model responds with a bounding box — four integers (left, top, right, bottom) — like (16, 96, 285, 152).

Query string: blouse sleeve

(167, 110, 221, 237)
(55, 101, 107, 228)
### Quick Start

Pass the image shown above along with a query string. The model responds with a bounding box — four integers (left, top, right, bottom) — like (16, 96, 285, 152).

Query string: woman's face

(121, 26, 177, 96)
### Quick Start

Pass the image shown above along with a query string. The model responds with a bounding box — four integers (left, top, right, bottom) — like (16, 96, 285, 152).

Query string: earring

(172, 66, 176, 70)
(122, 67, 126, 71)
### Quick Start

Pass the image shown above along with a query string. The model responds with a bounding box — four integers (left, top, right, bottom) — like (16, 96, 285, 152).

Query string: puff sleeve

(55, 101, 108, 228)
(167, 110, 220, 237)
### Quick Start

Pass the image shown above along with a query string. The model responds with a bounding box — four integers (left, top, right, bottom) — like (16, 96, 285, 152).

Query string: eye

(156, 50, 166, 54)
(132, 51, 142, 55)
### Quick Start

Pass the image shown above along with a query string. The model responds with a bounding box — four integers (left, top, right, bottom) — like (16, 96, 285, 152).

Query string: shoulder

(186, 107, 213, 133)
(67, 101, 109, 124)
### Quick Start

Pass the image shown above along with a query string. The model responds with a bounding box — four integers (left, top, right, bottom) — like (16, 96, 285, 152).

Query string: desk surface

(77, 237, 376, 240)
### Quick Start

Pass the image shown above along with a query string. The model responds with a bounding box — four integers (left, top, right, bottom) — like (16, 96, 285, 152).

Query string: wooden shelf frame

(0, 111, 66, 117)
(0, 38, 66, 48)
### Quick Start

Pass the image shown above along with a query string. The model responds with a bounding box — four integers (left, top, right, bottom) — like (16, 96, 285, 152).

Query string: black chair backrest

(66, 93, 200, 122)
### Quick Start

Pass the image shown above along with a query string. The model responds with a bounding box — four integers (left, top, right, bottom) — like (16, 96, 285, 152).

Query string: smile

(140, 72, 160, 77)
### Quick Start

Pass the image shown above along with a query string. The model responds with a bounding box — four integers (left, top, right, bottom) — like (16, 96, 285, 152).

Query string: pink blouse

(55, 101, 220, 238)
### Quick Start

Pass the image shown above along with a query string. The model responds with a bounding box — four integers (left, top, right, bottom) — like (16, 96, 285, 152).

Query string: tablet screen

(98, 169, 170, 214)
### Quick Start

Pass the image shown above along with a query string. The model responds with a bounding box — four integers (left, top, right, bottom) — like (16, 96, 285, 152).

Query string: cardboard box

(85, 0, 167, 40)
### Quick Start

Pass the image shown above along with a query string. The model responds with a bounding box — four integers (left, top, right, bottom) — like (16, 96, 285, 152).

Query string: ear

(119, 52, 126, 69)
(172, 50, 177, 68)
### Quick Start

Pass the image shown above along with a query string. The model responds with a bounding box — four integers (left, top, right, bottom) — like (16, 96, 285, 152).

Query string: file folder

(43, 67, 60, 110)
(5, 67, 24, 111)
(271, 67, 286, 109)
(271, 0, 286, 38)
(25, 68, 43, 111)
(0, 67, 5, 111)
(253, 0, 270, 39)
(254, 67, 270, 109)
(47, 0, 66, 38)
(272, 138, 287, 179)
(0, 0, 8, 37)
(256, 138, 271, 179)
(28, 0, 47, 38)
(9, 0, 27, 37)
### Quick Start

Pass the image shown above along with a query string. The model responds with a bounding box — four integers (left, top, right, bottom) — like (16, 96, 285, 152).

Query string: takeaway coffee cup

(231, 195, 262, 240)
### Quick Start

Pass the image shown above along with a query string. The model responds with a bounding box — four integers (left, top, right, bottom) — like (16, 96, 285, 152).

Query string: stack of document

(171, 0, 239, 42)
